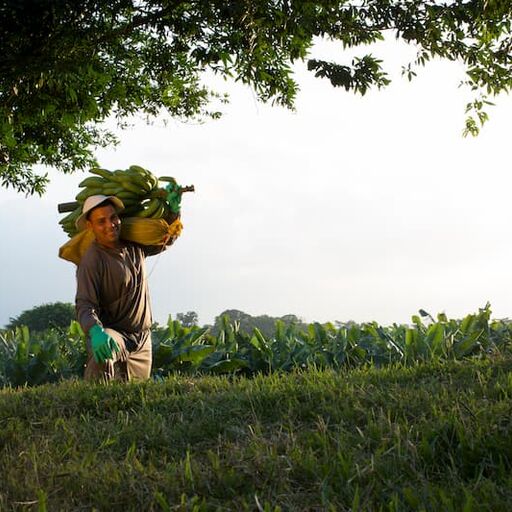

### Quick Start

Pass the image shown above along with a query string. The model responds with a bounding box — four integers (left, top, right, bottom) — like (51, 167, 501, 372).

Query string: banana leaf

(205, 358, 249, 374)
(453, 331, 483, 358)
(173, 345, 215, 364)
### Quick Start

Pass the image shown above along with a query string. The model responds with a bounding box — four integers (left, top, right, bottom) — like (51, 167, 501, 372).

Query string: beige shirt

(76, 240, 158, 347)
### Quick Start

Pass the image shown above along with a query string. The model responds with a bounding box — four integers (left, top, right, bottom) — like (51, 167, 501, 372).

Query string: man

(75, 194, 174, 382)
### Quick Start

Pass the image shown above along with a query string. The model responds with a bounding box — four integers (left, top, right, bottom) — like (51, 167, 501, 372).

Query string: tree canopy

(1, 0, 511, 194)
(176, 311, 199, 327)
(5, 302, 75, 332)
(210, 309, 307, 337)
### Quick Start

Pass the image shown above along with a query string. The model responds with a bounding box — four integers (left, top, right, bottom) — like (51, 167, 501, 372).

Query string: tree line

(4, 302, 315, 337)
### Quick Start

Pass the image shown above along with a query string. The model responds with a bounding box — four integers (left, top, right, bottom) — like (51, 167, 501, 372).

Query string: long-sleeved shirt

(76, 240, 159, 348)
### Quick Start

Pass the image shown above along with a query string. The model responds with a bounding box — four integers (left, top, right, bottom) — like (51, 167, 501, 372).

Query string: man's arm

(75, 255, 103, 334)
(75, 250, 120, 363)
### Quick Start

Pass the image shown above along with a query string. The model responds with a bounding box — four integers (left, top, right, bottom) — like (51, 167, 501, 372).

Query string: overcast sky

(1, 38, 512, 328)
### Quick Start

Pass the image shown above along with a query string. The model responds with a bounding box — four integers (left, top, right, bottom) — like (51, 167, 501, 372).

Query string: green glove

(89, 324, 120, 363)
(165, 181, 182, 214)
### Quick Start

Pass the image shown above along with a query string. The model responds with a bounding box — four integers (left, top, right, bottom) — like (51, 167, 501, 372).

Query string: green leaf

(153, 342, 174, 368)
(411, 315, 424, 329)
(250, 328, 271, 354)
(425, 322, 445, 355)
(207, 358, 249, 374)
(173, 345, 215, 364)
(181, 327, 209, 346)
(454, 331, 482, 358)
(460, 314, 475, 335)
(19, 325, 30, 345)
(437, 312, 448, 322)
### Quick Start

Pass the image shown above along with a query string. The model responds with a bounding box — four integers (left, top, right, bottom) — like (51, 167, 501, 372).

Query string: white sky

(1, 38, 512, 328)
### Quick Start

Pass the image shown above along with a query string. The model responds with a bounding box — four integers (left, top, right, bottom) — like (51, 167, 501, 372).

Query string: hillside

(1, 356, 511, 511)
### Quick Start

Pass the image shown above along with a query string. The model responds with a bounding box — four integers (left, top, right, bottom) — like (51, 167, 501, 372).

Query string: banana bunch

(58, 165, 192, 237)
(58, 205, 84, 237)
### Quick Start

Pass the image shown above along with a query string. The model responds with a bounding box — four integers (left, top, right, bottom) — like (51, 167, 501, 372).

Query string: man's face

(86, 204, 121, 248)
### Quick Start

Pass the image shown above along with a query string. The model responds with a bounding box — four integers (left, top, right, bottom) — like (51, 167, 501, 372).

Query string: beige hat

(75, 195, 125, 231)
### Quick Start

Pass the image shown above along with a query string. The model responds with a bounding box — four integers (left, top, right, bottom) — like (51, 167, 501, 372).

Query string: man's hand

(165, 181, 182, 213)
(89, 324, 120, 363)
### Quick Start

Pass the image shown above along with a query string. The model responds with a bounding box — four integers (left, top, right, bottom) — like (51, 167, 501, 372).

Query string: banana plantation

(0, 304, 510, 388)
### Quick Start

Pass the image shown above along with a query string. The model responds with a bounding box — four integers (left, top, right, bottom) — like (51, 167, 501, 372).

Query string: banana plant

(152, 316, 213, 376)
(0, 324, 85, 387)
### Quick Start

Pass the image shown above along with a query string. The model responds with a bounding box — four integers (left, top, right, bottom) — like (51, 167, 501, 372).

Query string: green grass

(1, 355, 511, 511)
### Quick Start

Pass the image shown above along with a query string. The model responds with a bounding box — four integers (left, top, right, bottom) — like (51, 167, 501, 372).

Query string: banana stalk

(57, 165, 194, 237)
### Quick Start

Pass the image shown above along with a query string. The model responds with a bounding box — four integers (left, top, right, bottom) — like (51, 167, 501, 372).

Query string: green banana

(122, 204, 145, 216)
(75, 187, 104, 202)
(152, 202, 166, 219)
(109, 170, 127, 183)
(102, 185, 123, 196)
(158, 176, 177, 183)
(89, 167, 114, 179)
(120, 179, 146, 195)
(116, 190, 140, 200)
(125, 169, 153, 192)
(131, 165, 157, 189)
(128, 165, 147, 174)
(78, 176, 108, 188)
(135, 198, 162, 218)
(118, 197, 138, 207)
(59, 207, 81, 225)
(148, 174, 158, 190)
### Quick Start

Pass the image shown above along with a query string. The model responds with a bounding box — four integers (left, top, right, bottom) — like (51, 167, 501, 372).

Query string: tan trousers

(84, 328, 152, 382)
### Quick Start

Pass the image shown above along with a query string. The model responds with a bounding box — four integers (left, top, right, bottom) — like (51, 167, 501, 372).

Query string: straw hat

(75, 195, 125, 231)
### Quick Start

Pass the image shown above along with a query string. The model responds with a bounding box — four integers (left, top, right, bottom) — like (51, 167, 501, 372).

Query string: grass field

(1, 354, 511, 511)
